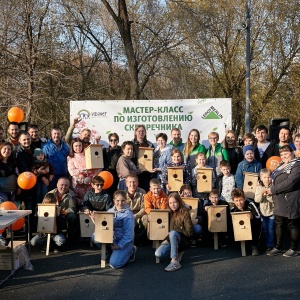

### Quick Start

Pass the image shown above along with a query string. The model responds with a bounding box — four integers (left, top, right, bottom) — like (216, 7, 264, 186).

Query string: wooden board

(197, 168, 213, 193)
(148, 209, 169, 241)
(85, 144, 104, 169)
(138, 147, 154, 171)
(167, 167, 183, 191)
(94, 212, 114, 244)
(182, 197, 199, 220)
(231, 212, 252, 241)
(207, 205, 227, 232)
(37, 204, 57, 234)
(243, 172, 258, 199)
(79, 212, 95, 237)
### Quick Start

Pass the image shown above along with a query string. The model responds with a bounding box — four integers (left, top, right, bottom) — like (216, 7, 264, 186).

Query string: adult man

(65, 116, 91, 149)
(168, 128, 185, 153)
(6, 122, 19, 147)
(125, 174, 147, 243)
(278, 127, 296, 150)
(42, 127, 70, 190)
(28, 124, 47, 149)
(254, 125, 279, 168)
(31, 178, 78, 248)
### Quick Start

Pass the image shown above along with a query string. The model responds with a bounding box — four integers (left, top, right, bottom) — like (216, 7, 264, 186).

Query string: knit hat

(33, 148, 44, 158)
(243, 145, 254, 156)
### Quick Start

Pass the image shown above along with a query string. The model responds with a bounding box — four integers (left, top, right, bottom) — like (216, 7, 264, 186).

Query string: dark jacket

(254, 140, 279, 168)
(103, 146, 122, 170)
(271, 160, 300, 219)
(82, 190, 113, 212)
(14, 143, 35, 173)
(226, 147, 243, 175)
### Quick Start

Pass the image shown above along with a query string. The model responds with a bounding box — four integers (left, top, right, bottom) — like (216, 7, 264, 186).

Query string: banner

(70, 99, 232, 148)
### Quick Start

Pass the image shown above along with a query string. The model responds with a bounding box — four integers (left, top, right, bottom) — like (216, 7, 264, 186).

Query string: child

(108, 190, 136, 269)
(161, 148, 191, 192)
(216, 160, 235, 207)
(235, 145, 262, 190)
(116, 141, 142, 190)
(31, 148, 54, 203)
(231, 188, 261, 255)
(243, 133, 256, 146)
(180, 184, 203, 247)
(155, 193, 193, 272)
(144, 178, 168, 215)
(30, 193, 66, 250)
(191, 152, 214, 200)
(254, 169, 275, 252)
(82, 175, 113, 221)
(74, 172, 91, 209)
(203, 189, 231, 247)
(206, 131, 229, 176)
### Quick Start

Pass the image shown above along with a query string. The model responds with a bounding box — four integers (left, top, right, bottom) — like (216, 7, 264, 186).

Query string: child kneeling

(155, 193, 193, 272)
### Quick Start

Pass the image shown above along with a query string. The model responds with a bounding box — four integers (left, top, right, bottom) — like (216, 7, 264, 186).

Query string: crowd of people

(0, 119, 300, 272)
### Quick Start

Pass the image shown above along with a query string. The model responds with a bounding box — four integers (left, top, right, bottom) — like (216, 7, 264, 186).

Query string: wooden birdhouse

(148, 209, 169, 241)
(197, 168, 213, 193)
(167, 167, 183, 191)
(208, 205, 228, 233)
(231, 212, 252, 241)
(138, 147, 154, 171)
(94, 212, 114, 244)
(243, 172, 258, 199)
(79, 212, 95, 238)
(84, 144, 104, 169)
(182, 197, 199, 220)
(37, 204, 57, 234)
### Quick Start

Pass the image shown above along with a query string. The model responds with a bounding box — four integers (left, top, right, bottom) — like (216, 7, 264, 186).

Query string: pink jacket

(67, 153, 99, 188)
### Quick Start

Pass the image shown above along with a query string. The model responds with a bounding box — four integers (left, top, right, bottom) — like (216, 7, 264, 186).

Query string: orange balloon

(266, 156, 281, 172)
(0, 201, 18, 210)
(98, 171, 114, 189)
(12, 218, 25, 231)
(17, 172, 37, 190)
(0, 228, 5, 234)
(7, 107, 24, 123)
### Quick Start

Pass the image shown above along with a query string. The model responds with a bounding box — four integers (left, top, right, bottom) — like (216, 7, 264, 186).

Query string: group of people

(0, 119, 300, 272)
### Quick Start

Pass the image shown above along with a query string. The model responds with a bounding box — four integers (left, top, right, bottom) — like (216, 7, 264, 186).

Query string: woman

(293, 133, 300, 157)
(67, 138, 99, 207)
(102, 133, 122, 198)
(267, 145, 300, 257)
(155, 193, 193, 272)
(152, 133, 172, 183)
(0, 142, 17, 203)
(183, 129, 206, 173)
(132, 125, 154, 192)
(224, 130, 243, 174)
(108, 190, 136, 269)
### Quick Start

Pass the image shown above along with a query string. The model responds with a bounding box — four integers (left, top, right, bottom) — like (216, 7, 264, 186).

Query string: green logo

(202, 106, 223, 119)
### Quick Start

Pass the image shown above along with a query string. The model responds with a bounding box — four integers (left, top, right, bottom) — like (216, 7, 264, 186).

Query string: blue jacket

(108, 204, 134, 249)
(235, 159, 262, 189)
(153, 146, 172, 181)
(42, 140, 70, 177)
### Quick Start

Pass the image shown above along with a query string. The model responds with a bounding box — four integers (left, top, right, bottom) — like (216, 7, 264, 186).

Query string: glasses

(94, 183, 104, 187)
(110, 139, 118, 142)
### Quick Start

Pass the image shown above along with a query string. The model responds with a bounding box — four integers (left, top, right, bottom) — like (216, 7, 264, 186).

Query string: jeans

(31, 233, 66, 247)
(193, 224, 202, 239)
(57, 213, 79, 242)
(275, 216, 300, 251)
(155, 230, 181, 259)
(35, 181, 48, 204)
(261, 215, 275, 248)
(117, 178, 126, 190)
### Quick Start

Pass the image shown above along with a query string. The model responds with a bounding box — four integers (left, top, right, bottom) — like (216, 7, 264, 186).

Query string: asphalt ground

(1, 238, 300, 300)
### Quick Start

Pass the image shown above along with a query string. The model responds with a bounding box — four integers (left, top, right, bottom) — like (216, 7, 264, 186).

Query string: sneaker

(129, 246, 137, 262)
(53, 248, 59, 253)
(265, 247, 273, 254)
(251, 246, 259, 256)
(164, 261, 182, 272)
(267, 247, 282, 256)
(0, 236, 6, 247)
(177, 251, 184, 263)
(283, 249, 298, 257)
(191, 240, 197, 247)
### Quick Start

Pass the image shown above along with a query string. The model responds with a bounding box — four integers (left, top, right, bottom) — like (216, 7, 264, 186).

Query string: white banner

(70, 99, 232, 148)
